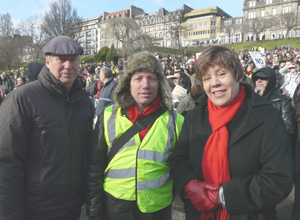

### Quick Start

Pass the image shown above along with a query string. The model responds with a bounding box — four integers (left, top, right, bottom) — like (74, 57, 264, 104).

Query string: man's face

(95, 68, 100, 74)
(17, 77, 25, 85)
(130, 72, 158, 111)
(289, 66, 296, 73)
(255, 78, 268, 91)
(46, 55, 79, 89)
(100, 71, 106, 82)
(173, 73, 182, 86)
(88, 77, 94, 83)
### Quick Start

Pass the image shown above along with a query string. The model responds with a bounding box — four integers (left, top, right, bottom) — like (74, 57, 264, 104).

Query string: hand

(184, 179, 221, 212)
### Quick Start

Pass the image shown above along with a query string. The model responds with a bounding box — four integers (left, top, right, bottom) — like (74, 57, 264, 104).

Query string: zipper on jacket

(65, 90, 72, 208)
(41, 130, 45, 143)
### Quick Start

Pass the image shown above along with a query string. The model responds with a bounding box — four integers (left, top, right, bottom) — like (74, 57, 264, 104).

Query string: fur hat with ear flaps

(113, 52, 174, 110)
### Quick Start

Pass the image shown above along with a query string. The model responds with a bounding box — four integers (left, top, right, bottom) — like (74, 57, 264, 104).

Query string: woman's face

(247, 66, 252, 71)
(202, 65, 240, 108)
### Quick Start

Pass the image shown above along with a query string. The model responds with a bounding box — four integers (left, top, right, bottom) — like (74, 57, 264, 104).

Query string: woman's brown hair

(195, 46, 244, 86)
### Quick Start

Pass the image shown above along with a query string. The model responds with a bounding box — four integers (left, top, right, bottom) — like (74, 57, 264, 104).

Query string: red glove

(184, 179, 221, 212)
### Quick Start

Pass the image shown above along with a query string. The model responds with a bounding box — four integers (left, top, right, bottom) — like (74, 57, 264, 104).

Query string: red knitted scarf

(127, 96, 161, 141)
(201, 86, 245, 220)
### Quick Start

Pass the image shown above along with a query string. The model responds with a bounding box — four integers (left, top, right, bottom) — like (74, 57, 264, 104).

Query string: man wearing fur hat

(86, 52, 184, 220)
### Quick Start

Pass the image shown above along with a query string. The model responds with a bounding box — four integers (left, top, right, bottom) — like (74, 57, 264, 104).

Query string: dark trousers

(106, 192, 171, 220)
(291, 172, 300, 220)
(25, 211, 81, 220)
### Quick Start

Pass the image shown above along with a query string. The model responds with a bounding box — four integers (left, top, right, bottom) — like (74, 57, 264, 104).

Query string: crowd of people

(0, 36, 299, 220)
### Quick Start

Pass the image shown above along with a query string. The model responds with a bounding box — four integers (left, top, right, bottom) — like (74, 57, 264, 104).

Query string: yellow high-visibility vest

(103, 104, 184, 213)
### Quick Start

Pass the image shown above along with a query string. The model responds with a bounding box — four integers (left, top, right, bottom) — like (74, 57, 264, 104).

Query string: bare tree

(18, 15, 46, 62)
(280, 11, 300, 38)
(242, 17, 273, 41)
(43, 0, 82, 41)
(219, 19, 237, 44)
(103, 17, 153, 57)
(0, 13, 21, 70)
(167, 9, 187, 49)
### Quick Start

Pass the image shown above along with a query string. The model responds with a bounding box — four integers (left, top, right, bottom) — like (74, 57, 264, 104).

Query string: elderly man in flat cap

(0, 36, 94, 220)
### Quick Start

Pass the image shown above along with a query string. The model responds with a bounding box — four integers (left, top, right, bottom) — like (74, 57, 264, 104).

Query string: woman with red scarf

(170, 46, 293, 220)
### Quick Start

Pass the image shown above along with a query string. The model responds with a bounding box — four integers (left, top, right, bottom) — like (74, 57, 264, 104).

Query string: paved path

(80, 188, 295, 220)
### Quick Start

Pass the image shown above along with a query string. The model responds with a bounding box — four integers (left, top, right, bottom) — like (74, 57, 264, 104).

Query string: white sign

(249, 52, 265, 69)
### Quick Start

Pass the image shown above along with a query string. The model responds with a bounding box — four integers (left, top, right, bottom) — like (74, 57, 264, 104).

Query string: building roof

(104, 9, 130, 21)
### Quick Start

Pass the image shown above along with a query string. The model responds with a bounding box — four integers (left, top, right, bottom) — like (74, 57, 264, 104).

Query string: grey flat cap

(42, 36, 83, 56)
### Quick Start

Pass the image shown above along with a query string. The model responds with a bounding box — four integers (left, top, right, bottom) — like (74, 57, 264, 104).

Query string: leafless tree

(242, 17, 273, 41)
(18, 15, 46, 62)
(103, 17, 153, 57)
(0, 13, 21, 70)
(280, 11, 300, 38)
(43, 0, 82, 41)
(219, 19, 238, 44)
(167, 9, 187, 49)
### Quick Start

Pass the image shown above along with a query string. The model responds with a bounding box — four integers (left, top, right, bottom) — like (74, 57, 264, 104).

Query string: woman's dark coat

(170, 85, 293, 220)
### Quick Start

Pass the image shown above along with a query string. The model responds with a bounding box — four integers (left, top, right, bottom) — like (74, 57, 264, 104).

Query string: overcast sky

(1, 0, 244, 26)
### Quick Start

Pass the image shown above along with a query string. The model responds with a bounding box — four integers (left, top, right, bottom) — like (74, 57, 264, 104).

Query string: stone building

(76, 15, 102, 56)
(243, 0, 300, 40)
(137, 4, 193, 48)
(182, 6, 232, 46)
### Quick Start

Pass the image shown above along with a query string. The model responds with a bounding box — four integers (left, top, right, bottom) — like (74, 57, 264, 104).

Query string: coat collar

(38, 66, 84, 99)
(228, 84, 271, 146)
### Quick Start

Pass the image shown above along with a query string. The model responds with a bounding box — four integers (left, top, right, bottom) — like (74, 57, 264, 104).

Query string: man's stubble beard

(254, 87, 265, 96)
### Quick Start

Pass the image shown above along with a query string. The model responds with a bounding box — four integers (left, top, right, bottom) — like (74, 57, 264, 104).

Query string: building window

(261, 10, 265, 17)
(249, 1, 256, 7)
(272, 8, 276, 15)
(123, 13, 126, 17)
(211, 29, 216, 34)
(211, 21, 216, 26)
(206, 21, 210, 26)
(266, 0, 272, 4)
(283, 6, 291, 14)
(159, 32, 163, 38)
(248, 12, 256, 19)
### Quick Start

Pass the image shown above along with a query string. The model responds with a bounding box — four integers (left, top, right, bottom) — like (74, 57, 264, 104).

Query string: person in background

(282, 63, 300, 98)
(15, 77, 26, 88)
(176, 84, 204, 117)
(252, 67, 297, 150)
(0, 72, 14, 98)
(94, 67, 118, 117)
